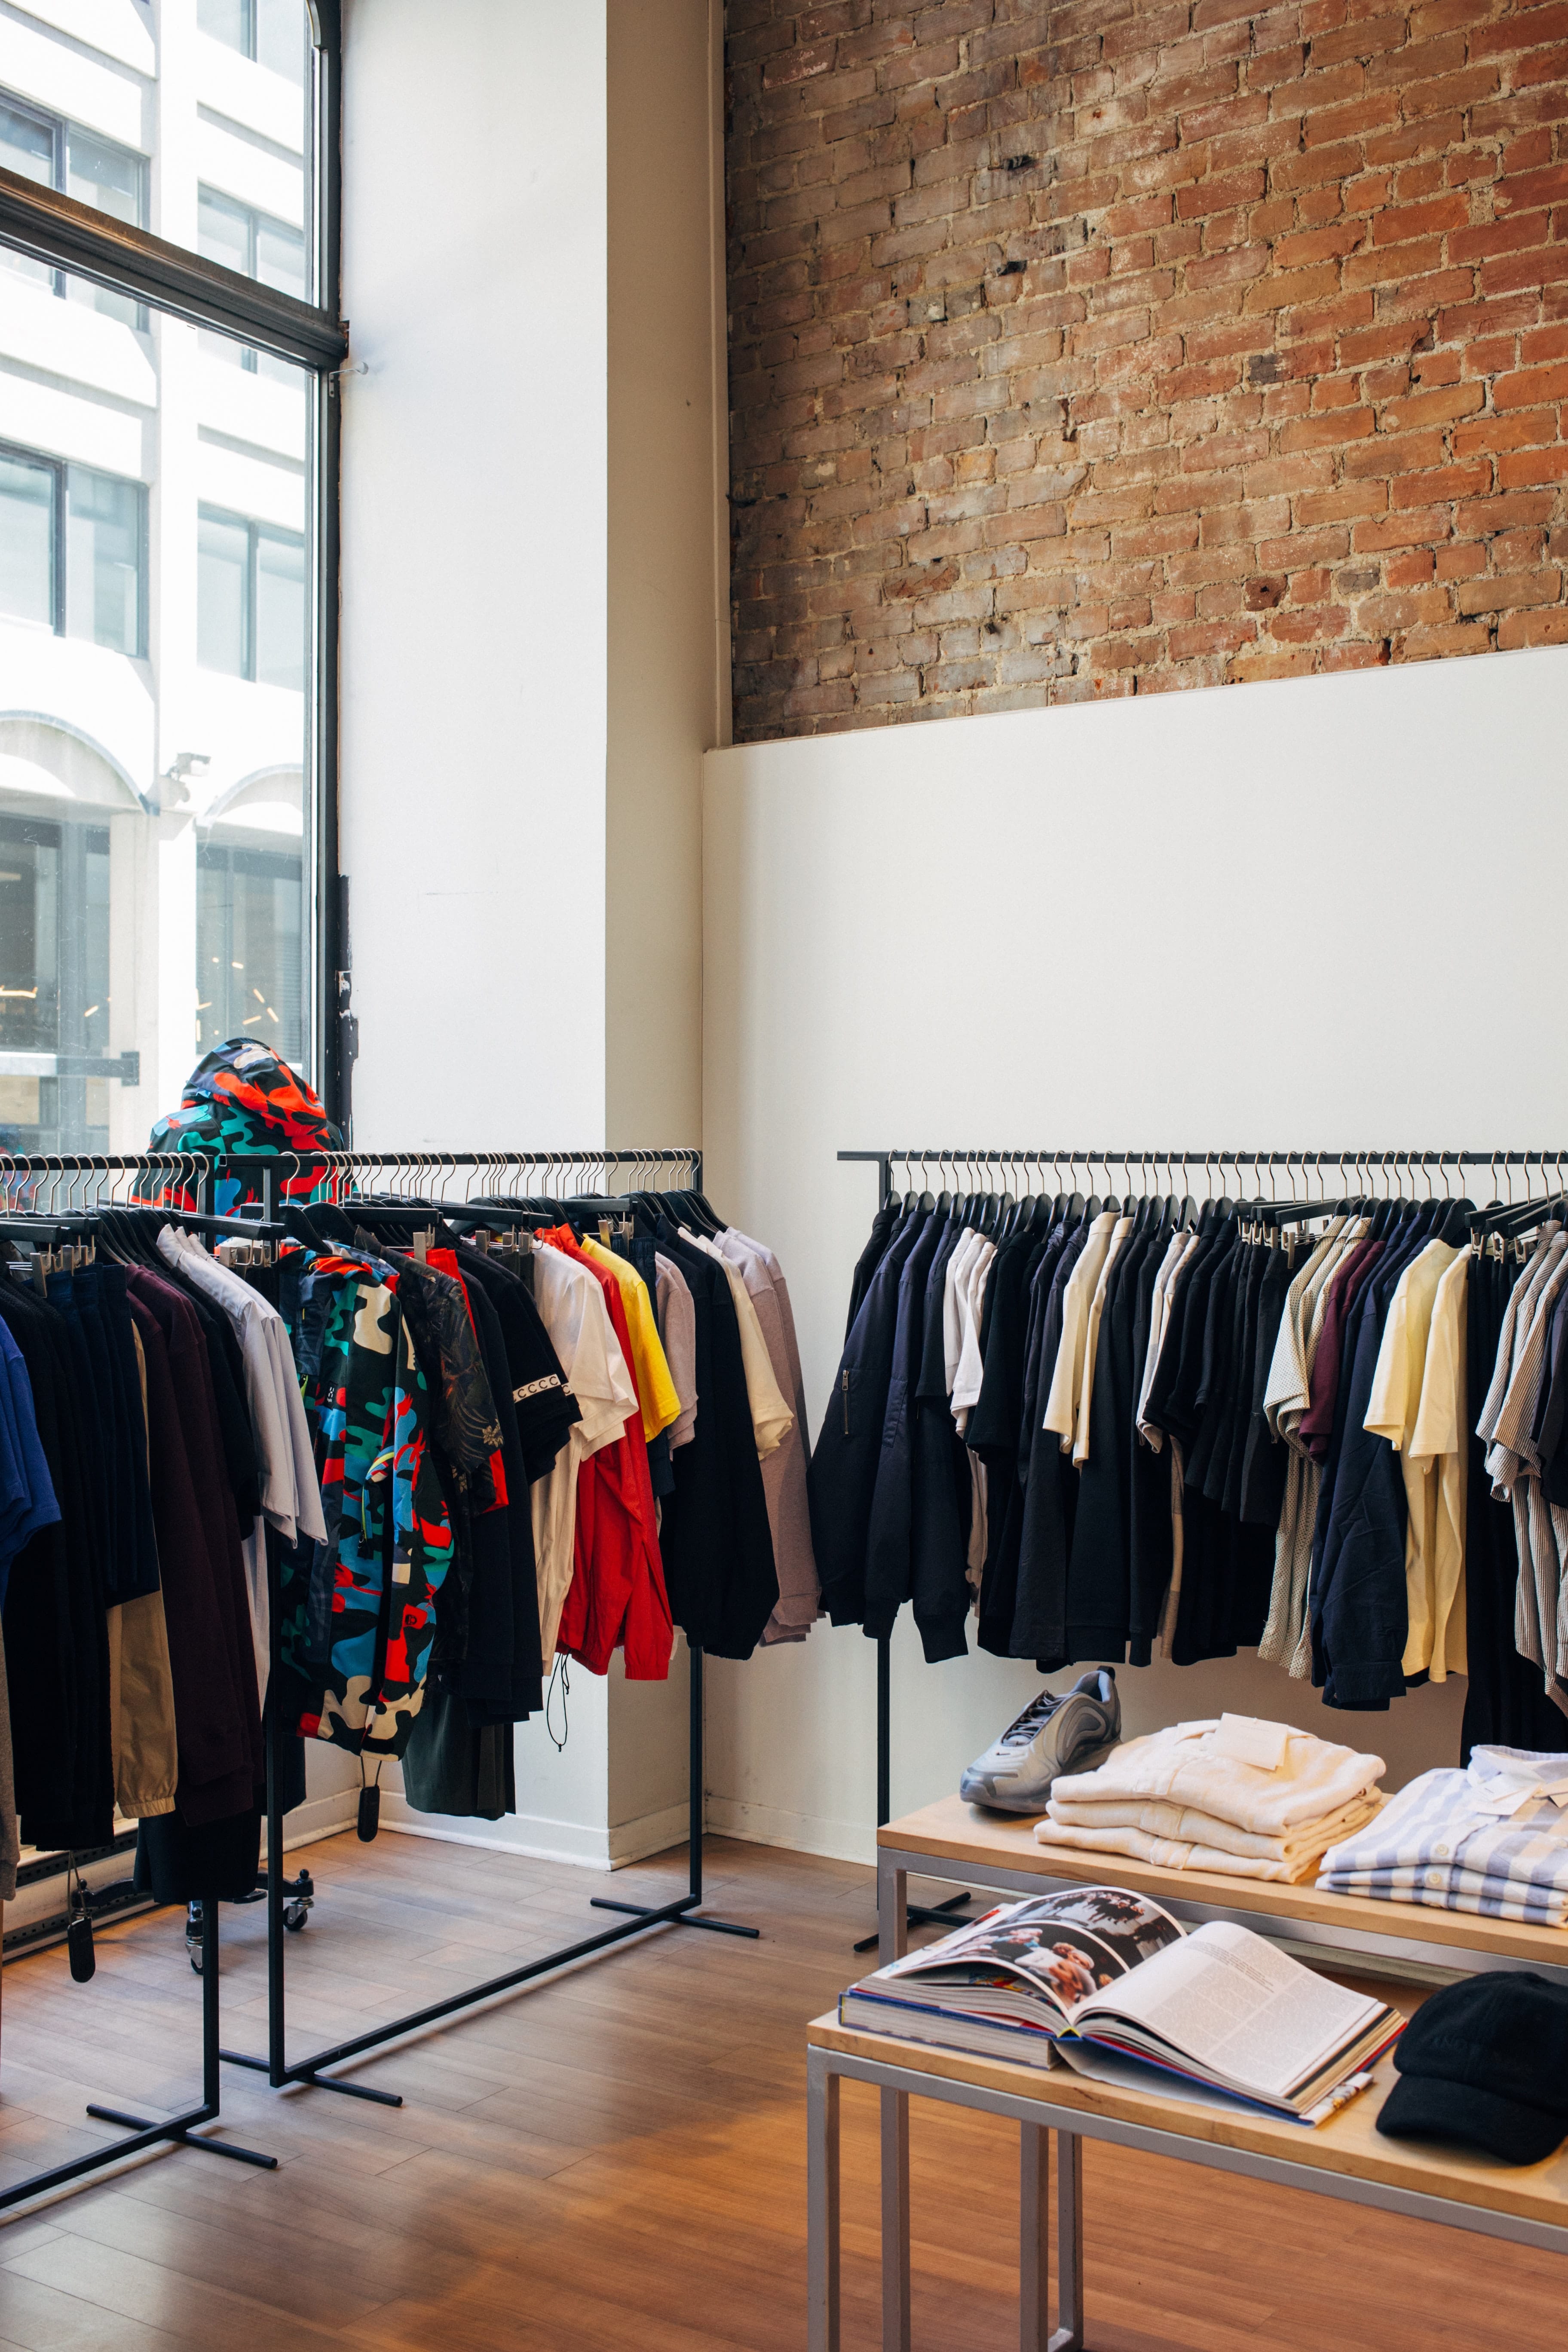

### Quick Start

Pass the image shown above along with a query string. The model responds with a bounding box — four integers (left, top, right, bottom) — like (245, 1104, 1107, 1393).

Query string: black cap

(1377, 1971, 1568, 2166)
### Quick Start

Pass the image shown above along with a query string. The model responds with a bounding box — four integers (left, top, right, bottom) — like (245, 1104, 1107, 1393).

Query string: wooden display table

(878, 1793, 1568, 1986)
(806, 1989, 1568, 2352)
(818, 1797, 1568, 2352)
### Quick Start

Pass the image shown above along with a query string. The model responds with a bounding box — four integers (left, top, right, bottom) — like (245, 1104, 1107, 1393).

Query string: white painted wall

(340, 0, 610, 1152)
(701, 647, 1568, 1865)
(339, 0, 725, 1866)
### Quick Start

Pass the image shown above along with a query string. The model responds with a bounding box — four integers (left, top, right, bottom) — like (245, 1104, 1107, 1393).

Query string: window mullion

(52, 458, 64, 637)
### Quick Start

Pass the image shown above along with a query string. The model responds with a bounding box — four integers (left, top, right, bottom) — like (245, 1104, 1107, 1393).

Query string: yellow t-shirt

(580, 1238, 682, 1442)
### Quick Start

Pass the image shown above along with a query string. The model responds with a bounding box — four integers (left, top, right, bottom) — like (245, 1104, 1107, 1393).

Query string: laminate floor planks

(1, 1829, 1563, 2349)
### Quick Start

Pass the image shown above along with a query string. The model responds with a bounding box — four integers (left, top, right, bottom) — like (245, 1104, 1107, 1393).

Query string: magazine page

(876, 1888, 1185, 2015)
(1071, 1921, 1385, 2101)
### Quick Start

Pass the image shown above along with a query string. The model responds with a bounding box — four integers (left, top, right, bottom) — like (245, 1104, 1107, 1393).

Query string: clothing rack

(0, 1838, 276, 2211)
(0, 1144, 756, 2153)
(836, 1142, 1567, 1949)
(186, 1145, 761, 2105)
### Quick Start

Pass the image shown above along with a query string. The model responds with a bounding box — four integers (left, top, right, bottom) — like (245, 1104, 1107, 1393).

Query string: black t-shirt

(455, 1244, 579, 1482)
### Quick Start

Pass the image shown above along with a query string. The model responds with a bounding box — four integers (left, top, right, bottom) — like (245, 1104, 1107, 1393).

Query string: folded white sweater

(1044, 1792, 1383, 1869)
(1045, 1718, 1385, 1838)
(1033, 1801, 1382, 1886)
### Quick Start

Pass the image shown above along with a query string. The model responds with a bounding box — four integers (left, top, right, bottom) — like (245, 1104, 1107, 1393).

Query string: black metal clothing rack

(0, 1142, 757, 2168)
(836, 1142, 1568, 1949)
(221, 1623, 756, 2110)
(0, 1875, 276, 2215)
(195, 1142, 762, 2105)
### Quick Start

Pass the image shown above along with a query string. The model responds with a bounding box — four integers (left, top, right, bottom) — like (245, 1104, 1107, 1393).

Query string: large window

(0, 7, 343, 1154)
(0, 448, 146, 655)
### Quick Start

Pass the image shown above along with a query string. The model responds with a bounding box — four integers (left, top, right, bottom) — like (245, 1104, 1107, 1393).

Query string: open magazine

(839, 1891, 1402, 2122)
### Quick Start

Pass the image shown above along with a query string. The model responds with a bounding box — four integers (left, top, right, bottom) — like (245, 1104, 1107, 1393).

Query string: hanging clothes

(818, 1161, 1565, 1748)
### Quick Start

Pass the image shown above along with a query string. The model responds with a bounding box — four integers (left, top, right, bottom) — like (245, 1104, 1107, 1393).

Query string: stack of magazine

(839, 1890, 1403, 2124)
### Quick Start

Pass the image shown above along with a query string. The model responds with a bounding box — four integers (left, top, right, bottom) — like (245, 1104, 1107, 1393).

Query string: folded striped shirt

(1317, 1746, 1568, 1925)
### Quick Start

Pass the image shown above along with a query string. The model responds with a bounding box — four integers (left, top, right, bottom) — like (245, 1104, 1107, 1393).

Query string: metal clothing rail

(0, 1145, 756, 2145)
(836, 1142, 1568, 1950)
(191, 1141, 764, 2106)
(0, 1895, 276, 2216)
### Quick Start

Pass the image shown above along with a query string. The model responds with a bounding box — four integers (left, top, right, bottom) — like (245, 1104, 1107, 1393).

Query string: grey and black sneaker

(959, 1670, 1121, 1814)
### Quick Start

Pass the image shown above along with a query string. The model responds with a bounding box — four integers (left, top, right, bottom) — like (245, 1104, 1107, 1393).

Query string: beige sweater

(1044, 1718, 1385, 1837)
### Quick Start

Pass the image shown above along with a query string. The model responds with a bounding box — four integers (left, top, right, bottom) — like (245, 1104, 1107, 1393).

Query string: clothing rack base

(590, 1643, 760, 1942)
(0, 1903, 276, 2215)
(224, 1636, 756, 2101)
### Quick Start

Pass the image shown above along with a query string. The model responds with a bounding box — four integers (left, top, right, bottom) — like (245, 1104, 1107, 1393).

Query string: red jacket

(536, 1230, 673, 1681)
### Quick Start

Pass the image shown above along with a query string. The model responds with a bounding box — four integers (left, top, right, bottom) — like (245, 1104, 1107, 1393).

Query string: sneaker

(959, 1670, 1121, 1814)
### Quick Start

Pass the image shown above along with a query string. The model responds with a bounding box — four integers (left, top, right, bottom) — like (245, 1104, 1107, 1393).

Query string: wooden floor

(0, 1831, 1562, 2350)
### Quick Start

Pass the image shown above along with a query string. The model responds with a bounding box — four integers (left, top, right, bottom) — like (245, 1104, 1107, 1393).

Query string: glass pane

(256, 530, 304, 691)
(198, 0, 251, 50)
(198, 510, 250, 677)
(0, 96, 53, 186)
(255, 214, 306, 301)
(198, 187, 252, 278)
(0, 267, 315, 1151)
(65, 127, 144, 229)
(0, 818, 60, 1054)
(0, 98, 55, 294)
(197, 843, 303, 1060)
(65, 466, 143, 655)
(0, 453, 55, 628)
(256, 0, 308, 87)
(0, 8, 319, 298)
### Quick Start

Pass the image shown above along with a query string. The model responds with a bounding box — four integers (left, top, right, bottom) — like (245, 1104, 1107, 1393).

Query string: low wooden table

(818, 1796, 1568, 2352)
(806, 1991, 1568, 2352)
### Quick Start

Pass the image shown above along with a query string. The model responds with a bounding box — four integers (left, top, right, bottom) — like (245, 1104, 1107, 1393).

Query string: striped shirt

(1317, 1746, 1568, 1926)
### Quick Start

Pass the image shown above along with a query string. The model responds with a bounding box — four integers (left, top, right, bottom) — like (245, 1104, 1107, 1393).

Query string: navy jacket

(808, 1207, 925, 1626)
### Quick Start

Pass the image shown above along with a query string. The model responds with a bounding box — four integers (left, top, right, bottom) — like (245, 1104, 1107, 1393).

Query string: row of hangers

(880, 1151, 1568, 1255)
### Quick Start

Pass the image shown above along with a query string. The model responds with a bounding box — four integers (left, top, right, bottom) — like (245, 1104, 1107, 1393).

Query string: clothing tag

(1211, 1713, 1291, 1771)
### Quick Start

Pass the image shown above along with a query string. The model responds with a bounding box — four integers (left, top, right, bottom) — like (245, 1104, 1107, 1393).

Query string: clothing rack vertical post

(203, 1143, 760, 2107)
(839, 1151, 975, 1952)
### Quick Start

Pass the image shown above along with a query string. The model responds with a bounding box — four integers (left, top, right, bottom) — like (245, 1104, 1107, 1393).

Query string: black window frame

(0, 437, 148, 656)
(0, 0, 349, 1121)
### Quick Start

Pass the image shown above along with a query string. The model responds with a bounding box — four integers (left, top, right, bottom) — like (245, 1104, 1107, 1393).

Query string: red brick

(726, 0, 1568, 736)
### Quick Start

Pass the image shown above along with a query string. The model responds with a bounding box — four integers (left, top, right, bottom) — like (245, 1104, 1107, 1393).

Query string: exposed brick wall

(726, 0, 1568, 738)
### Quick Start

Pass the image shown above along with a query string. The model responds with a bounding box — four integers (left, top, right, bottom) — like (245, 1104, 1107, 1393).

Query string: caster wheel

(189, 1943, 204, 1975)
(283, 1903, 309, 1932)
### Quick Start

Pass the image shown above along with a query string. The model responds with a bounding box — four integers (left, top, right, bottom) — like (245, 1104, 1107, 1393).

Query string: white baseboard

(374, 1793, 692, 1872)
(705, 1795, 874, 1869)
(261, 1789, 360, 1856)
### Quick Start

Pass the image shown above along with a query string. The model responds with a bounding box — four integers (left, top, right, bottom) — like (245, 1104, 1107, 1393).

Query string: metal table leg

(877, 1848, 912, 2351)
(807, 2048, 841, 2352)
(1021, 2121, 1089, 2351)
(1054, 2127, 1086, 2350)
(1021, 2122, 1050, 2351)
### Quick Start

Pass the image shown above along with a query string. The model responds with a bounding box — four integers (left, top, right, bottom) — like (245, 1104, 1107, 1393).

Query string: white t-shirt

(681, 1228, 793, 1459)
(529, 1242, 637, 1668)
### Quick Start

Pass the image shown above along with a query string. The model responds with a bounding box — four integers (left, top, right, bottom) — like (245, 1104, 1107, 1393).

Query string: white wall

(340, 0, 610, 1150)
(701, 647, 1568, 1865)
(339, 0, 725, 1866)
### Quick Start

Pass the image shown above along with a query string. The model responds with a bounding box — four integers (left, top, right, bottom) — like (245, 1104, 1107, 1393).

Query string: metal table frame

(830, 1838, 1568, 2351)
(805, 2033, 1568, 2352)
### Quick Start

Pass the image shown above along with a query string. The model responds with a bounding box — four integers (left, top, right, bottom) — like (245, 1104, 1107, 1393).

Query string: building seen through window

(0, 4, 319, 1153)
